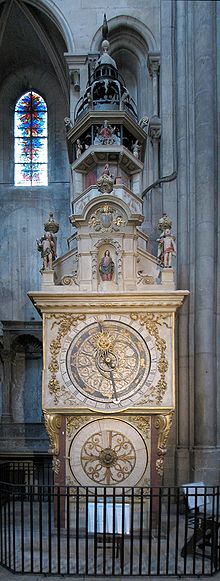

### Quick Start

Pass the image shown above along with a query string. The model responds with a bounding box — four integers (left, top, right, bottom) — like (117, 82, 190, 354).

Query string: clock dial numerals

(64, 320, 152, 409)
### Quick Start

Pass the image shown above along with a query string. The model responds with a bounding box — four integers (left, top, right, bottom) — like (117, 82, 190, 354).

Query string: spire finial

(102, 13, 108, 40)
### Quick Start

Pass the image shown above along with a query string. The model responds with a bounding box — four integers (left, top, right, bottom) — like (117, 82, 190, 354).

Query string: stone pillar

(193, 1, 218, 481)
(1, 350, 12, 422)
(175, 0, 191, 483)
(148, 54, 160, 117)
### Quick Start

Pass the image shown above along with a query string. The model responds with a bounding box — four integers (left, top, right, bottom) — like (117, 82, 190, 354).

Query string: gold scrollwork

(127, 416, 151, 440)
(154, 412, 173, 476)
(48, 314, 86, 404)
(43, 410, 61, 456)
(81, 430, 136, 485)
(66, 416, 94, 437)
(130, 313, 170, 404)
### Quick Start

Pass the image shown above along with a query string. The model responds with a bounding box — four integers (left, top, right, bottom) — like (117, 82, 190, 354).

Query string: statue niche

(98, 246, 117, 288)
(99, 249, 114, 281)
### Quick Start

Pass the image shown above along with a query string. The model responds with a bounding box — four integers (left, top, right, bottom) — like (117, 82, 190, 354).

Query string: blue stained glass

(14, 91, 48, 186)
(15, 91, 47, 112)
(32, 164, 48, 185)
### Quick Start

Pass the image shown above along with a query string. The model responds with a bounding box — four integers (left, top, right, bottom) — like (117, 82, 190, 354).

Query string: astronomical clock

(29, 26, 188, 490)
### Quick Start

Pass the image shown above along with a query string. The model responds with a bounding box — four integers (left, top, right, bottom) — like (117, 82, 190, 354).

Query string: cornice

(28, 290, 189, 316)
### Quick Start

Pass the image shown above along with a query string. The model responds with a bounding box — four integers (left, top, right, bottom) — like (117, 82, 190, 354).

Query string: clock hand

(109, 368, 120, 403)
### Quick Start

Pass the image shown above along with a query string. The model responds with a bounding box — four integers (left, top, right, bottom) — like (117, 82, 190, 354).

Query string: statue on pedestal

(37, 233, 56, 270)
(37, 212, 59, 271)
(157, 213, 176, 268)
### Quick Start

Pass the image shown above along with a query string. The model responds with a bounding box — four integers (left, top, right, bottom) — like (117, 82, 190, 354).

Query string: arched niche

(90, 16, 158, 118)
(11, 335, 42, 424)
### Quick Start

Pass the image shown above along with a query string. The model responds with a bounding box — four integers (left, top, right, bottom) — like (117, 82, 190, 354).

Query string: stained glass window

(14, 91, 48, 186)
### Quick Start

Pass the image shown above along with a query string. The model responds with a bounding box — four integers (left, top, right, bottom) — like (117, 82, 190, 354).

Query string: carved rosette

(154, 412, 173, 476)
(81, 430, 136, 485)
(60, 274, 78, 286)
(47, 314, 86, 404)
(130, 313, 170, 404)
(137, 271, 155, 285)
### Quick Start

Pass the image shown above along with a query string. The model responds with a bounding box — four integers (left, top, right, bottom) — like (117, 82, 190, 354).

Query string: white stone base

(160, 267, 175, 289)
(40, 269, 54, 289)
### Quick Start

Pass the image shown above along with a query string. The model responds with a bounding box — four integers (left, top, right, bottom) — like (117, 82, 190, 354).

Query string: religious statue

(94, 120, 120, 145)
(76, 138, 83, 159)
(37, 232, 56, 270)
(157, 214, 176, 268)
(132, 139, 141, 159)
(37, 212, 59, 271)
(99, 250, 114, 281)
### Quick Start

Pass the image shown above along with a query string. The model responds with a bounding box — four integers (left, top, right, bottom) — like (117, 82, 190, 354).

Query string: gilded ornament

(80, 430, 136, 485)
(154, 413, 173, 476)
(95, 330, 113, 352)
(130, 313, 170, 404)
(43, 411, 61, 456)
(89, 204, 126, 232)
(48, 314, 86, 405)
(128, 416, 151, 440)
(66, 416, 94, 437)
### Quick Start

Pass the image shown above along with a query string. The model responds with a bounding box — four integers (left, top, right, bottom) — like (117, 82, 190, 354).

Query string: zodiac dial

(60, 317, 157, 411)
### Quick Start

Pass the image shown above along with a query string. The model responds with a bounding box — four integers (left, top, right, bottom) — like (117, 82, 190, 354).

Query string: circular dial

(60, 317, 157, 411)
(68, 418, 148, 487)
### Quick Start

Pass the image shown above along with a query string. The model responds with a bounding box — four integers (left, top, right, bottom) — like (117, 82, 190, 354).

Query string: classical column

(193, 1, 217, 480)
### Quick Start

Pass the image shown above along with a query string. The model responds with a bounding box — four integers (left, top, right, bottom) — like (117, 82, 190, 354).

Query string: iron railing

(0, 465, 219, 576)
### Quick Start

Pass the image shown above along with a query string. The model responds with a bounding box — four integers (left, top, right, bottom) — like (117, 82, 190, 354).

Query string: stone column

(1, 350, 12, 422)
(175, 0, 191, 483)
(146, 53, 161, 249)
(193, 0, 218, 481)
(148, 54, 160, 117)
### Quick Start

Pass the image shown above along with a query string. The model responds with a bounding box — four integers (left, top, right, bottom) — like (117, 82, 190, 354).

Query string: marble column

(193, 0, 218, 482)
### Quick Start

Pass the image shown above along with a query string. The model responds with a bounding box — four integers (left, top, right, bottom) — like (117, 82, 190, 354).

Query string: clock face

(60, 315, 157, 411)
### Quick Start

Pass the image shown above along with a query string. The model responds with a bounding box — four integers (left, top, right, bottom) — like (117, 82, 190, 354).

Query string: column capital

(147, 52, 160, 76)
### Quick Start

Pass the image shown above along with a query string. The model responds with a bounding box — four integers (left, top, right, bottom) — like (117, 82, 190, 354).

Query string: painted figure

(37, 232, 56, 270)
(99, 250, 114, 281)
(157, 228, 176, 268)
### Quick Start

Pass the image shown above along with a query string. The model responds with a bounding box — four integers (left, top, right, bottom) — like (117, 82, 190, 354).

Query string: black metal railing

(0, 473, 219, 576)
